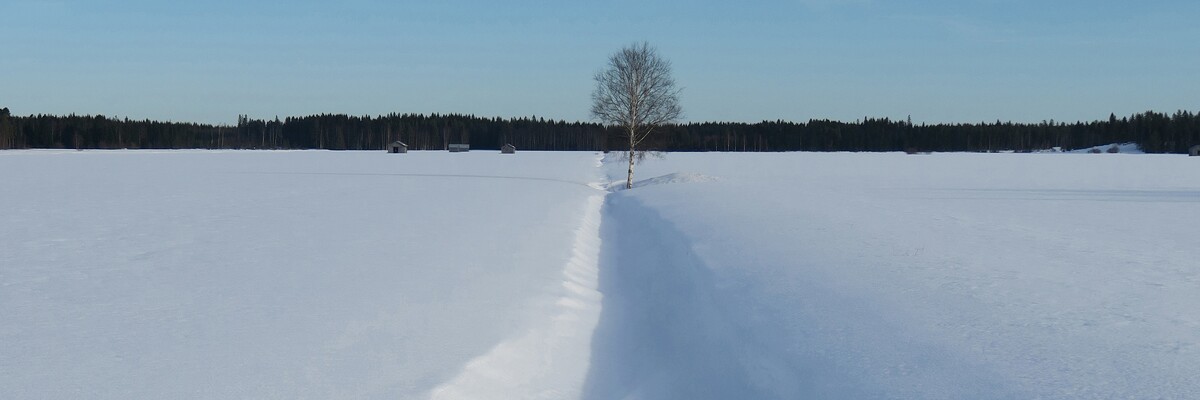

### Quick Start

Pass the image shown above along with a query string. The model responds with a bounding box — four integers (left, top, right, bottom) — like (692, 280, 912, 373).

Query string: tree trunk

(626, 127, 635, 189)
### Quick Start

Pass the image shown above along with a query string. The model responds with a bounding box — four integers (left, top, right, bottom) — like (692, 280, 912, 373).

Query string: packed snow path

(428, 194, 604, 399)
(3, 150, 1199, 399)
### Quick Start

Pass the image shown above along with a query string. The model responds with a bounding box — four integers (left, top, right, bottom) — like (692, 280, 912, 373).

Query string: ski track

(427, 156, 607, 400)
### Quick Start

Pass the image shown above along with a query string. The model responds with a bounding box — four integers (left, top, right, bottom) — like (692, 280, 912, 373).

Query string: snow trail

(8, 150, 1197, 399)
(585, 151, 1200, 399)
(427, 158, 607, 400)
(582, 193, 799, 399)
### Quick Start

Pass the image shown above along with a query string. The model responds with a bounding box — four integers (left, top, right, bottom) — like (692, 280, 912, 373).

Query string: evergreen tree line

(1, 107, 1197, 153)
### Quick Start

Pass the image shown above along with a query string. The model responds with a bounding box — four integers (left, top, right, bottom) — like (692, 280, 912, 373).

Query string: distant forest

(1, 107, 1198, 153)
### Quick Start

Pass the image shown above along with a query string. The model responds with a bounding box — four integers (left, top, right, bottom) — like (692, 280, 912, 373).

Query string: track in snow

(427, 156, 608, 399)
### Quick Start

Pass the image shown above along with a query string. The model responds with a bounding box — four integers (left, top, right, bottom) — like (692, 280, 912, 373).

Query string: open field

(596, 151, 1200, 398)
(2, 150, 1198, 399)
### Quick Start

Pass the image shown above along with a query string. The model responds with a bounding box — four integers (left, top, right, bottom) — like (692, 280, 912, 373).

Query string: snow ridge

(607, 172, 721, 191)
(427, 193, 605, 400)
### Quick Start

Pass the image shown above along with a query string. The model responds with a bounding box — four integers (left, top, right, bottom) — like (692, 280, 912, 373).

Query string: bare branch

(591, 42, 681, 147)
(590, 42, 682, 189)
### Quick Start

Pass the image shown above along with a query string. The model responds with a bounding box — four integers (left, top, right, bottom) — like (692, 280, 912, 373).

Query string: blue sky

(3, 0, 1198, 124)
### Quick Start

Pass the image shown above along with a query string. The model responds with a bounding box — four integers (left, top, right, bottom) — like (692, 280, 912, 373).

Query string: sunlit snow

(3, 149, 1198, 399)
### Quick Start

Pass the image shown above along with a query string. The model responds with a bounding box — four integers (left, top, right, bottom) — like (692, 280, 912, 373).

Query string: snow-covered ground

(3, 149, 1198, 399)
(592, 151, 1200, 399)
(0, 150, 605, 399)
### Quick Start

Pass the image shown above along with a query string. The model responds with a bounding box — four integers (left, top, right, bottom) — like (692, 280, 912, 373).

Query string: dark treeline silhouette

(0, 110, 606, 152)
(1, 107, 1197, 153)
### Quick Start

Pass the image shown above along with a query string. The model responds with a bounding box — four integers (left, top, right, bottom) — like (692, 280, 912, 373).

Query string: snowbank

(606, 172, 721, 191)
(428, 194, 604, 400)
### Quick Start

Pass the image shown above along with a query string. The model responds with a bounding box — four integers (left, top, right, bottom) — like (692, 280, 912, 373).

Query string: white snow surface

(3, 149, 1199, 399)
(608, 172, 721, 191)
(591, 151, 1200, 399)
(0, 150, 605, 399)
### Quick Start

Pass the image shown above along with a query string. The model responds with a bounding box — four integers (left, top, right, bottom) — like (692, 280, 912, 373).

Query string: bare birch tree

(592, 42, 682, 189)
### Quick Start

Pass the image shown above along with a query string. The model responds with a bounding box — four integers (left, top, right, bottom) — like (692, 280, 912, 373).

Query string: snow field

(3, 149, 1198, 399)
(0, 150, 606, 399)
(595, 151, 1200, 398)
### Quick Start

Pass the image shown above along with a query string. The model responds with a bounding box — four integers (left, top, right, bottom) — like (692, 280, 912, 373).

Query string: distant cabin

(448, 143, 470, 153)
(388, 141, 407, 153)
(501, 143, 516, 154)
(1190, 145, 1200, 157)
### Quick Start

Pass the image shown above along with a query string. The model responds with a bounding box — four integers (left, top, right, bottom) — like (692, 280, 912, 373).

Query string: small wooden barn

(448, 143, 470, 153)
(1190, 145, 1200, 156)
(388, 141, 407, 154)
(501, 143, 516, 154)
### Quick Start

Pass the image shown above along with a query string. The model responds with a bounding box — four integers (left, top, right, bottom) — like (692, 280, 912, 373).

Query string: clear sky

(3, 0, 1198, 124)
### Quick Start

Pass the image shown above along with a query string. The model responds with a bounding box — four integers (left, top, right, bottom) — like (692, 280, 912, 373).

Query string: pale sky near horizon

(3, 0, 1198, 125)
